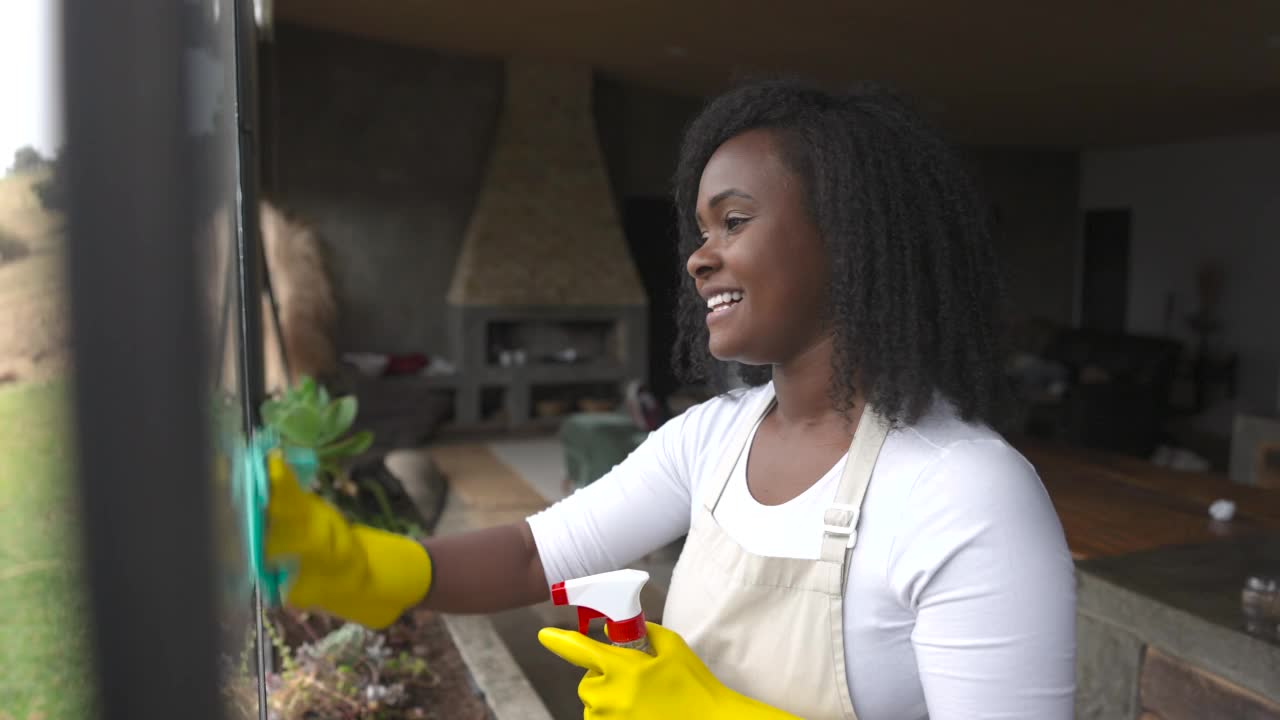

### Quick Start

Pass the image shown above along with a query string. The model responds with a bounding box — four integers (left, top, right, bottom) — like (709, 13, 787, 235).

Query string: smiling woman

(251, 78, 1075, 720)
(528, 80, 1074, 720)
(673, 82, 1012, 429)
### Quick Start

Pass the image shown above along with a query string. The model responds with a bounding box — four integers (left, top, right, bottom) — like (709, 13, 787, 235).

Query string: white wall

(1081, 133, 1280, 415)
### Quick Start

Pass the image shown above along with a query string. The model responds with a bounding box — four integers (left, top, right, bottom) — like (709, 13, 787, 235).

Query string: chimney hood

(447, 58, 647, 307)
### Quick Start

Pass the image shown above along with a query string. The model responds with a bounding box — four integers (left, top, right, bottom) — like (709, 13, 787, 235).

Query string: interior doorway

(1080, 208, 1133, 332)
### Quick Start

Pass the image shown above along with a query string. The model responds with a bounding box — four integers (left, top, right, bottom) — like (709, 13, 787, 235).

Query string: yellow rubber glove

(263, 449, 432, 629)
(538, 621, 801, 719)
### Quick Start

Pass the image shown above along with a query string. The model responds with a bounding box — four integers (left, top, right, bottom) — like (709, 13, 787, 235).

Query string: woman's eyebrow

(708, 188, 755, 208)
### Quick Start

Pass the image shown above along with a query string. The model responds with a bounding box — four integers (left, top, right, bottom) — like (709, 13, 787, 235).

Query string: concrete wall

(264, 23, 503, 355)
(263, 28, 685, 357)
(1081, 133, 1280, 414)
(264, 27, 1081, 367)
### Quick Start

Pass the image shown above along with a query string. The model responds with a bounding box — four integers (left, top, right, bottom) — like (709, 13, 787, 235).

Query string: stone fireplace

(445, 58, 648, 427)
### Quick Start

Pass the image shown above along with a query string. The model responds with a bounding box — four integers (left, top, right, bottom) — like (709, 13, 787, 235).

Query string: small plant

(260, 375, 373, 492)
(260, 376, 423, 537)
(222, 611, 437, 720)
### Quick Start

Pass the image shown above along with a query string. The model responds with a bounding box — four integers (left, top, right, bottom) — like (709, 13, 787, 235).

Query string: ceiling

(274, 0, 1280, 148)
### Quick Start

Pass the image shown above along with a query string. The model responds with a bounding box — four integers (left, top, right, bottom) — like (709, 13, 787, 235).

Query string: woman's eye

(725, 216, 750, 232)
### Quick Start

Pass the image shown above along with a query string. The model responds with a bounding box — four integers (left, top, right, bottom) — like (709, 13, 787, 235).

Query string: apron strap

(820, 406, 890, 586)
(702, 386, 777, 513)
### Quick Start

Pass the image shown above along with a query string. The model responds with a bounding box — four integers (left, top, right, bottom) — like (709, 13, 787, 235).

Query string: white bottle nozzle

(551, 568, 650, 646)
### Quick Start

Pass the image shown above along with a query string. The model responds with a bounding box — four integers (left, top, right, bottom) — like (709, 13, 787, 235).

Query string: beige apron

(662, 387, 890, 720)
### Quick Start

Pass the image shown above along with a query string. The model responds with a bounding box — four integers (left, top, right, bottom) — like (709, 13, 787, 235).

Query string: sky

(1, 1, 64, 167)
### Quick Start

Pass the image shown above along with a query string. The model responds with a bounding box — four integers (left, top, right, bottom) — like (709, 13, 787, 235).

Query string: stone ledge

(442, 613, 555, 720)
(1077, 565, 1280, 702)
(390, 445, 556, 720)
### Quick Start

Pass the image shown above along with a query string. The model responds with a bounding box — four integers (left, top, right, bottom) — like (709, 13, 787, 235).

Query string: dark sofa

(1026, 328, 1184, 457)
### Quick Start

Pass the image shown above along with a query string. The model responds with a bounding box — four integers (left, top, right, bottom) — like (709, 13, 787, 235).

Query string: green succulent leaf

(318, 396, 358, 444)
(276, 405, 330, 446)
(318, 430, 374, 461)
(260, 399, 285, 427)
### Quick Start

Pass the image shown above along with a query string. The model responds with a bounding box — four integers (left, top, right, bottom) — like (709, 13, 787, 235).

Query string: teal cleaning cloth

(233, 426, 317, 606)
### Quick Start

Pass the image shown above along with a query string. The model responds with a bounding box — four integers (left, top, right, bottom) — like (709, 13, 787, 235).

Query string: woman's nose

(686, 239, 719, 280)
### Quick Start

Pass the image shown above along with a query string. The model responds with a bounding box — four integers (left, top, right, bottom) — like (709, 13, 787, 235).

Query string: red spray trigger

(577, 606, 605, 635)
(551, 580, 605, 635)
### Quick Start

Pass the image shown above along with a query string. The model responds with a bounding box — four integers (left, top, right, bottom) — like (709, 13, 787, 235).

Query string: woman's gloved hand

(263, 450, 432, 628)
(538, 621, 801, 719)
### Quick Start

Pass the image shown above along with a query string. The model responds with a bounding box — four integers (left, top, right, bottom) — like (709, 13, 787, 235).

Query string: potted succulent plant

(259, 376, 423, 537)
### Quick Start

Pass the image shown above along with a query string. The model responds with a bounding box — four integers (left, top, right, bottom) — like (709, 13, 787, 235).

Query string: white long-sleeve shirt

(527, 383, 1076, 719)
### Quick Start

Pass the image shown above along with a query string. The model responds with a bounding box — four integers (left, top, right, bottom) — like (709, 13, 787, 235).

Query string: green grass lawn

(0, 379, 96, 719)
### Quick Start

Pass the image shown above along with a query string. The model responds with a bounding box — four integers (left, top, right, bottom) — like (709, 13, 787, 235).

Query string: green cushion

(559, 412, 649, 490)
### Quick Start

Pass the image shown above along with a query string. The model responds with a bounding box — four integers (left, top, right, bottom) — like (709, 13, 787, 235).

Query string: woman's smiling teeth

(707, 291, 744, 312)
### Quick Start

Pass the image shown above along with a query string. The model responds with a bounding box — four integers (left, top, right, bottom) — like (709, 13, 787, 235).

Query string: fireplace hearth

(448, 305, 646, 426)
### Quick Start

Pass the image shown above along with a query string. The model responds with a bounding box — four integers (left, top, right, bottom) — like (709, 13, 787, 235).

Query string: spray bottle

(551, 569, 655, 655)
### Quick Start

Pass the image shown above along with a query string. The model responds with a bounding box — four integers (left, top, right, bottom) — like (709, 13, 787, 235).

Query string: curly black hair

(670, 78, 1013, 428)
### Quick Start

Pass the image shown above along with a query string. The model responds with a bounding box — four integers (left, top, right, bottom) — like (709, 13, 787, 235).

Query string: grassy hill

(0, 174, 85, 715)
(0, 379, 95, 718)
(0, 169, 69, 385)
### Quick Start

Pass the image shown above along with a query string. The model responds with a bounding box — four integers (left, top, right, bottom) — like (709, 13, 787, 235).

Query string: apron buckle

(823, 502, 862, 549)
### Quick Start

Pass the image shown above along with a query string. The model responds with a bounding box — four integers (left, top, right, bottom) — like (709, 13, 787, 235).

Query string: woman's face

(688, 129, 831, 365)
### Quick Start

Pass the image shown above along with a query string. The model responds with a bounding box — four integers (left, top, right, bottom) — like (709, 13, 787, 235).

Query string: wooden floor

(1014, 437, 1280, 560)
